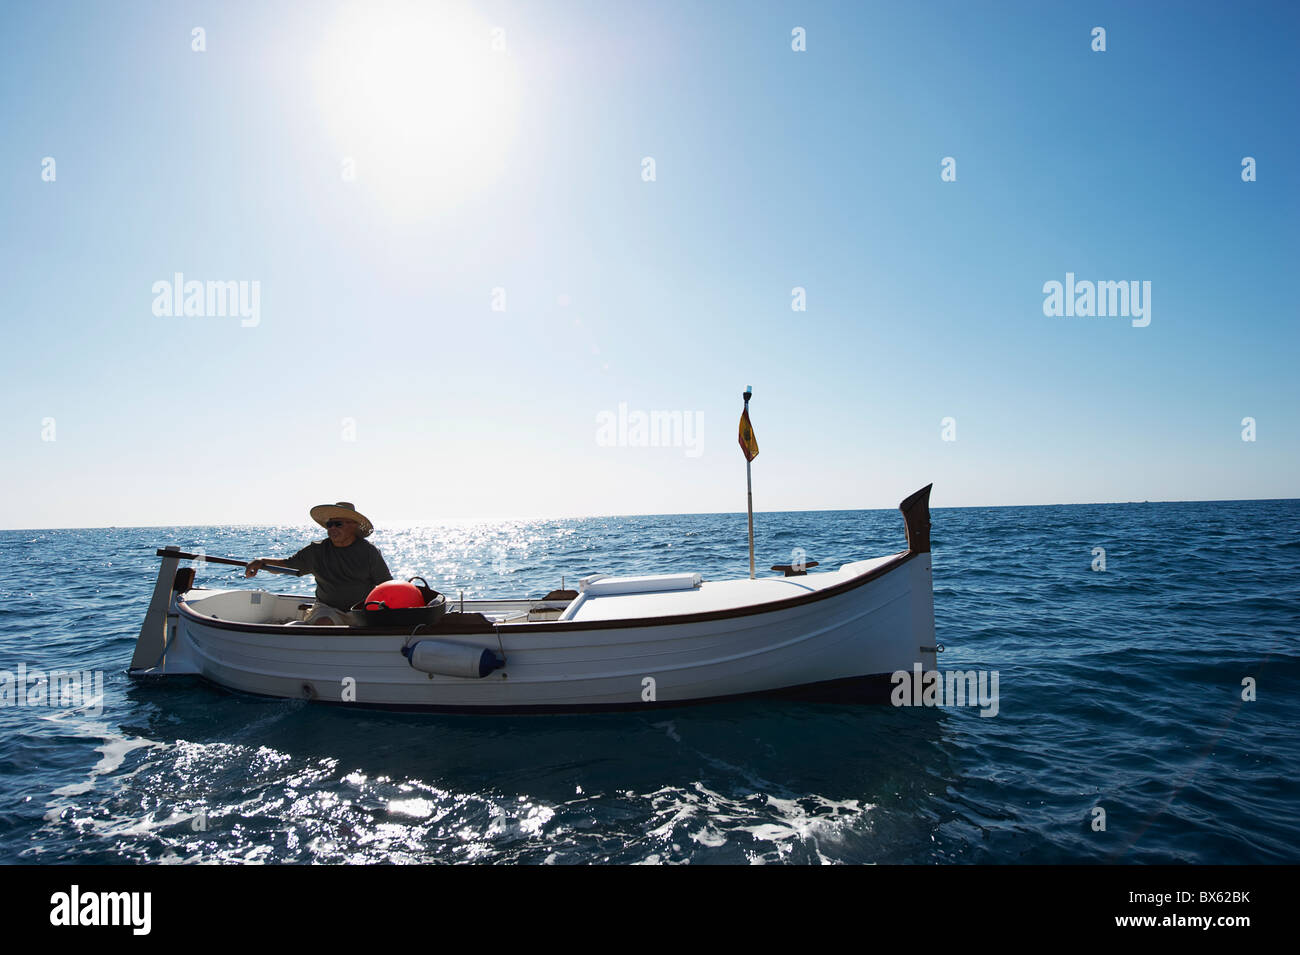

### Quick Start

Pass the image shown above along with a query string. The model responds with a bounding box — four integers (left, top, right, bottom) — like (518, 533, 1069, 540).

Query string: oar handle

(154, 549, 303, 576)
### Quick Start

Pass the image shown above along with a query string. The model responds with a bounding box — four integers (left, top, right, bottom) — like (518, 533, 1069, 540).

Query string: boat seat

(578, 573, 702, 596)
(560, 572, 703, 621)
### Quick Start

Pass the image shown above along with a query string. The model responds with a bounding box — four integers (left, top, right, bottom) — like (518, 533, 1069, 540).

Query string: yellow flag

(738, 407, 759, 462)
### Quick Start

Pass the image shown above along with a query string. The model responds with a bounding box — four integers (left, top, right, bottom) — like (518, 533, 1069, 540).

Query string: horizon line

(2, 494, 1296, 533)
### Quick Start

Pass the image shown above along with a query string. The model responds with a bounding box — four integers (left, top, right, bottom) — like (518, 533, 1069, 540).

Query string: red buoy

(365, 580, 424, 609)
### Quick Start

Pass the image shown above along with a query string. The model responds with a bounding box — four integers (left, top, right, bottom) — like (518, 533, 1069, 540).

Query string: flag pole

(744, 386, 755, 579)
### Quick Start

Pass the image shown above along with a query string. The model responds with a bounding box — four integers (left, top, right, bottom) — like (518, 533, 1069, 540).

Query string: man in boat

(245, 502, 393, 625)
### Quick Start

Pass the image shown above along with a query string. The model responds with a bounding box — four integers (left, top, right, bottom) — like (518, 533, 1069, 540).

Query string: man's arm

(245, 558, 299, 577)
(247, 544, 315, 578)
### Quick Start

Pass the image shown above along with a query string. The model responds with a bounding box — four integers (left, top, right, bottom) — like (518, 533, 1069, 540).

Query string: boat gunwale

(175, 548, 921, 637)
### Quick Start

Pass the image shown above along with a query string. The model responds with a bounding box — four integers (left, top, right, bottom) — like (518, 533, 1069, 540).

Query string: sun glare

(313, 1, 520, 217)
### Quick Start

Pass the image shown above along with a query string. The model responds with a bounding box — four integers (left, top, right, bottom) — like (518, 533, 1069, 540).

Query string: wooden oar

(154, 548, 304, 576)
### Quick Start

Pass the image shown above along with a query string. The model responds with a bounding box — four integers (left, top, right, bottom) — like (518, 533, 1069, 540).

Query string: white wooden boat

(129, 485, 937, 711)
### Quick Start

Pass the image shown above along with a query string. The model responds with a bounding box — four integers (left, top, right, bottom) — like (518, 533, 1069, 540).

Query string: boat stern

(129, 546, 201, 676)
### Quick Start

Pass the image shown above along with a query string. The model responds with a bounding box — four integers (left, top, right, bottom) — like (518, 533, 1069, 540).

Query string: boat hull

(139, 554, 935, 711)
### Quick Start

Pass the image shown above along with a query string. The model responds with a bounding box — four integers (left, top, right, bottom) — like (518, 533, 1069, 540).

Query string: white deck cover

(564, 555, 901, 622)
(581, 573, 702, 596)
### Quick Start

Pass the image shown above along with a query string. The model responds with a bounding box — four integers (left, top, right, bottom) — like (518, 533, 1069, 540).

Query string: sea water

(1, 500, 1296, 863)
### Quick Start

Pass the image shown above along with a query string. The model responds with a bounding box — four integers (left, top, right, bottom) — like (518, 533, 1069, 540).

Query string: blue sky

(2, 0, 1296, 528)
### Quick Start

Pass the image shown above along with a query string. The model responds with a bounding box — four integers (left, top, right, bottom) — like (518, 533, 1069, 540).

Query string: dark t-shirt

(284, 537, 393, 610)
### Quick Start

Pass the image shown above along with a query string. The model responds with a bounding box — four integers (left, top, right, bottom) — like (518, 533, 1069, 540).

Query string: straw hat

(309, 501, 374, 537)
